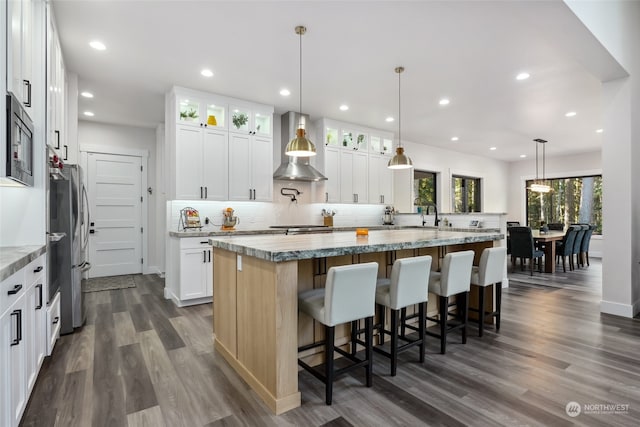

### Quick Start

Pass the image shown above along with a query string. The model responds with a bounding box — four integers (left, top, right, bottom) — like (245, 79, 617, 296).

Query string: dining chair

(571, 224, 588, 269)
(580, 225, 596, 266)
(508, 227, 544, 275)
(555, 225, 579, 272)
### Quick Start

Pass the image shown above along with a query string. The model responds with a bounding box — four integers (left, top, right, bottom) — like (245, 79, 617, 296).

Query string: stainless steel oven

(6, 92, 34, 186)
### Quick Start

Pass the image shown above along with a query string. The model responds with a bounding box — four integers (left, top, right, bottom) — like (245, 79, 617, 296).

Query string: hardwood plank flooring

(21, 259, 640, 426)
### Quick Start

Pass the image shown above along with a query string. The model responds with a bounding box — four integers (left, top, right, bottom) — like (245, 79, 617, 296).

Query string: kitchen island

(209, 229, 503, 414)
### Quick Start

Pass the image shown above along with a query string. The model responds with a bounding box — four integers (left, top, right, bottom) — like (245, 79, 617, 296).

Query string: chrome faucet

(421, 203, 440, 227)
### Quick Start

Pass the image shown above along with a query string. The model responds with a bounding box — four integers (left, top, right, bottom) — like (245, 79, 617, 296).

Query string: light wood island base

(211, 230, 503, 414)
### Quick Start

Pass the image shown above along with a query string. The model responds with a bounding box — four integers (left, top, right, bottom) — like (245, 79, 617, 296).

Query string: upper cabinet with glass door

(176, 93, 226, 130)
(340, 129, 368, 151)
(370, 133, 394, 156)
(230, 105, 272, 137)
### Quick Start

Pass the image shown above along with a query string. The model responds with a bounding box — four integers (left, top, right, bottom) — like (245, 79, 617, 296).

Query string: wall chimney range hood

(273, 112, 327, 181)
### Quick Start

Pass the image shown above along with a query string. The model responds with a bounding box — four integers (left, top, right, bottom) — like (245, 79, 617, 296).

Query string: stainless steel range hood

(273, 112, 327, 181)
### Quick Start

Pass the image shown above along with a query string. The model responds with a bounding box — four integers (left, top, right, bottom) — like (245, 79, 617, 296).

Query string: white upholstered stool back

(429, 251, 474, 297)
(471, 247, 507, 287)
(380, 256, 432, 310)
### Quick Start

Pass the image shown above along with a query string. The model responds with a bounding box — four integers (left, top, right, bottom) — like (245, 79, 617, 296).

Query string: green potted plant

(180, 108, 199, 121)
(232, 113, 249, 129)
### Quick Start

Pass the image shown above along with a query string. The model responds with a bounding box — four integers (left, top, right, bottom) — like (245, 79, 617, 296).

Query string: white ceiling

(52, 0, 627, 161)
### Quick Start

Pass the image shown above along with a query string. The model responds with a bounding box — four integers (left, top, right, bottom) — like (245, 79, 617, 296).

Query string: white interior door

(87, 152, 142, 278)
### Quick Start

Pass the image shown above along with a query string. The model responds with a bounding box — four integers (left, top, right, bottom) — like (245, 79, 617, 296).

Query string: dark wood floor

(21, 259, 640, 426)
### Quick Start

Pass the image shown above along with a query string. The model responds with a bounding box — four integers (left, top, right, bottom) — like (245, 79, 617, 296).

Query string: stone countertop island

(208, 229, 503, 414)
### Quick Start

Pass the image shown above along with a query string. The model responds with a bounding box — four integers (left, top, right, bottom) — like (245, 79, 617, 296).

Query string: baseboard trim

(148, 266, 162, 276)
(600, 299, 640, 318)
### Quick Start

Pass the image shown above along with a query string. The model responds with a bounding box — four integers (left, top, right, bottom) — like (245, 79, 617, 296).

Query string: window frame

(413, 170, 438, 210)
(452, 175, 482, 213)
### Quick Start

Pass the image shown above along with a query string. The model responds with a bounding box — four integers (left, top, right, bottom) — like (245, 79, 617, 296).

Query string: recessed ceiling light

(489, 147, 497, 151)
(89, 40, 106, 51)
(596, 128, 604, 133)
(339, 105, 349, 111)
(439, 98, 450, 106)
(279, 89, 290, 96)
(451, 137, 459, 141)
(80, 91, 94, 98)
(83, 111, 95, 117)
(385, 116, 394, 122)
(520, 154, 527, 158)
(565, 111, 577, 117)
(201, 69, 214, 77)
(516, 72, 530, 80)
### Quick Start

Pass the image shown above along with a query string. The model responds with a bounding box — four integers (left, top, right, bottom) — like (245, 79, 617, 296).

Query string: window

(526, 175, 602, 234)
(414, 170, 437, 210)
(452, 175, 481, 212)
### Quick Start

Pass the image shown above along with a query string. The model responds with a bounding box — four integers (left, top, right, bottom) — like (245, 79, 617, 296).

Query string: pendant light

(528, 138, 552, 193)
(388, 66, 413, 169)
(285, 25, 316, 157)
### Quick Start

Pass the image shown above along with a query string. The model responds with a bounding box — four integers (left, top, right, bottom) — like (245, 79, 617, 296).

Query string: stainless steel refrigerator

(48, 164, 90, 334)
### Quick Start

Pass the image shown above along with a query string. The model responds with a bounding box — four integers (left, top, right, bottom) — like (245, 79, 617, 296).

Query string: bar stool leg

(325, 326, 335, 405)
(462, 291, 469, 344)
(390, 309, 398, 376)
(478, 286, 485, 337)
(418, 302, 426, 363)
(365, 317, 373, 387)
(496, 282, 502, 331)
(400, 307, 407, 338)
(378, 305, 385, 345)
(439, 295, 447, 354)
(350, 320, 357, 356)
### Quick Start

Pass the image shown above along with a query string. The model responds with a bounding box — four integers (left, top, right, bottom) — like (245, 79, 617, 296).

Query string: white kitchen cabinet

(165, 237, 213, 306)
(175, 125, 228, 200)
(166, 87, 273, 201)
(368, 154, 394, 205)
(339, 150, 368, 204)
(317, 118, 393, 205)
(46, 4, 68, 163)
(46, 291, 60, 356)
(25, 259, 46, 392)
(228, 133, 273, 201)
(7, 0, 35, 114)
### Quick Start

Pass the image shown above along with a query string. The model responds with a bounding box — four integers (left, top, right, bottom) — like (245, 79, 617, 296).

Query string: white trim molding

(600, 299, 640, 318)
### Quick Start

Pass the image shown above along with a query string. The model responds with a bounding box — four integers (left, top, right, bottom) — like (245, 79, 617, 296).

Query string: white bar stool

(297, 262, 379, 405)
(373, 255, 432, 376)
(470, 247, 507, 337)
(427, 250, 475, 354)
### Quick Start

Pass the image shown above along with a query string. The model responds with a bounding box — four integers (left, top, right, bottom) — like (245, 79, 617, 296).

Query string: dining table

(531, 230, 566, 273)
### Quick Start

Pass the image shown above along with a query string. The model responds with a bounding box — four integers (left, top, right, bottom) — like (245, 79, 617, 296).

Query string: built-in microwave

(6, 92, 34, 186)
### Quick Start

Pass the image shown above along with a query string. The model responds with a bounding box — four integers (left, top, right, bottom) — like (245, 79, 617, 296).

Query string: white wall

(77, 121, 160, 271)
(393, 140, 510, 214)
(566, 0, 640, 317)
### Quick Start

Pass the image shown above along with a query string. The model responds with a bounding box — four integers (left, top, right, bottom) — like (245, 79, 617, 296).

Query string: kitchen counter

(0, 245, 47, 281)
(209, 229, 503, 262)
(210, 228, 503, 414)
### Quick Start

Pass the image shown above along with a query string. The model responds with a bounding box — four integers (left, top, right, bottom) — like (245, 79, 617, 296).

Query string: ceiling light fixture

(385, 116, 394, 122)
(565, 111, 577, 117)
(451, 137, 459, 141)
(80, 91, 94, 98)
(439, 98, 450, 106)
(339, 105, 349, 111)
(89, 40, 106, 51)
(388, 66, 413, 170)
(516, 72, 530, 80)
(279, 89, 290, 96)
(490, 147, 497, 151)
(285, 25, 316, 157)
(596, 128, 603, 133)
(201, 69, 214, 77)
(83, 111, 95, 117)
(528, 138, 552, 193)
(520, 154, 527, 158)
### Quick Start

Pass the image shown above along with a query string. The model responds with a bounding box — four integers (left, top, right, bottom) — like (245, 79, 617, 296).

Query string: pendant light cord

(398, 68, 401, 148)
(299, 29, 302, 118)
(535, 141, 539, 181)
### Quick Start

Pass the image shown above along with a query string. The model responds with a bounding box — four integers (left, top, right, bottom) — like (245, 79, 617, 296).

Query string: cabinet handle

(205, 187, 208, 199)
(249, 189, 252, 199)
(253, 189, 256, 200)
(55, 130, 60, 149)
(200, 241, 209, 244)
(208, 250, 211, 263)
(52, 316, 59, 325)
(203, 250, 207, 263)
(23, 80, 32, 107)
(36, 284, 43, 310)
(200, 187, 203, 199)
(204, 123, 207, 127)
(64, 145, 68, 160)
(10, 309, 22, 346)
(8, 284, 23, 295)
(325, 192, 328, 203)
(200, 123, 203, 127)
(34, 266, 43, 273)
